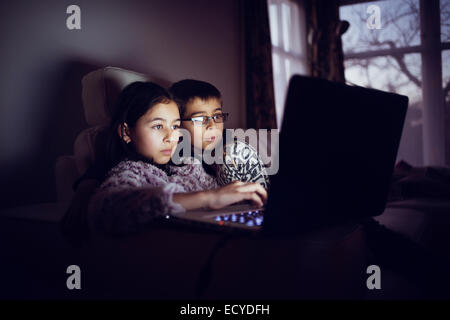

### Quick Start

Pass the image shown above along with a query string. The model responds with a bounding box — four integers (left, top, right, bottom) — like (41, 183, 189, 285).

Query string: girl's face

(121, 101, 181, 164)
(181, 97, 224, 150)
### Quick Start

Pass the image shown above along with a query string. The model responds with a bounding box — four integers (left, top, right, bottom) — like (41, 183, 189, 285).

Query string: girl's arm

(89, 183, 185, 235)
(89, 161, 267, 235)
(88, 161, 186, 235)
(169, 159, 267, 210)
(90, 180, 267, 235)
(173, 181, 267, 211)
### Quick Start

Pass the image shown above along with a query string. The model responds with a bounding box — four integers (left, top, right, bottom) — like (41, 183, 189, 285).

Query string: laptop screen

(263, 75, 408, 235)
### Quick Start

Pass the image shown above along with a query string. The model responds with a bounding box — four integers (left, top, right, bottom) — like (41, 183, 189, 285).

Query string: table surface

(0, 212, 368, 299)
(2, 197, 450, 299)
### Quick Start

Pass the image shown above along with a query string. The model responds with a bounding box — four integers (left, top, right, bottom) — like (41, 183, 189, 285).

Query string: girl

(88, 81, 267, 235)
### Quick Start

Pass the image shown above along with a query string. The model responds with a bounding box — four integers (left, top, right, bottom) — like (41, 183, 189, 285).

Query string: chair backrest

(82, 66, 152, 126)
(78, 66, 157, 172)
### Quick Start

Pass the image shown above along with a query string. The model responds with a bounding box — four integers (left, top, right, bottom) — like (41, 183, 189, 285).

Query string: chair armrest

(60, 179, 100, 247)
(55, 155, 80, 203)
(0, 202, 70, 223)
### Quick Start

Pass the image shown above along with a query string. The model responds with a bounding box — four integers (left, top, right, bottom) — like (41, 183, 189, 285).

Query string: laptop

(163, 75, 408, 236)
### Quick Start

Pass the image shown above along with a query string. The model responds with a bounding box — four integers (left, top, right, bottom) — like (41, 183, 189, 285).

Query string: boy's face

(181, 97, 224, 150)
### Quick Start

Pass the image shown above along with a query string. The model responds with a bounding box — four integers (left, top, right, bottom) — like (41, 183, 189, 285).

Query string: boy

(169, 79, 226, 152)
(169, 79, 270, 189)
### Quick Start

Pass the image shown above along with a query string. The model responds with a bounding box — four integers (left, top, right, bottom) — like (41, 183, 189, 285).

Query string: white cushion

(375, 207, 427, 244)
(81, 66, 152, 126)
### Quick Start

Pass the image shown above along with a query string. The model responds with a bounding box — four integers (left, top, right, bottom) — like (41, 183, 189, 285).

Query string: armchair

(1, 66, 156, 223)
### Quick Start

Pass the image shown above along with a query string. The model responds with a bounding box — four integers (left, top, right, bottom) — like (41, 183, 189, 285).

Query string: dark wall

(0, 0, 244, 209)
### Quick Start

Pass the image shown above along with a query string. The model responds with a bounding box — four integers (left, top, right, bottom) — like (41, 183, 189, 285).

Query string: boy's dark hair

(168, 79, 222, 117)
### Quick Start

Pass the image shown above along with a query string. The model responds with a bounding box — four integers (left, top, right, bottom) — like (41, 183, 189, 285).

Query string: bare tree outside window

(342, 0, 421, 53)
(340, 0, 450, 166)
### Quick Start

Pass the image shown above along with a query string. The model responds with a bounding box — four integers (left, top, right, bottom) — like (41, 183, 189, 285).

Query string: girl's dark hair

(102, 81, 173, 171)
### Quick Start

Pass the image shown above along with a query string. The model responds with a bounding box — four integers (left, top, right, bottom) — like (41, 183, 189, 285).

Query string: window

(340, 0, 450, 166)
(268, 0, 308, 129)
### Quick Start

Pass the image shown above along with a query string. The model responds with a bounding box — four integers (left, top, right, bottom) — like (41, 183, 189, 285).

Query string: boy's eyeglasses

(181, 113, 229, 126)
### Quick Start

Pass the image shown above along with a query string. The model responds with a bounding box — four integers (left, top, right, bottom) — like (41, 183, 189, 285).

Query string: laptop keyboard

(212, 209, 264, 227)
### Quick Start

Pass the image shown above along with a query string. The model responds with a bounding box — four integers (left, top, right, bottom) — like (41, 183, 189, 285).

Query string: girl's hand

(206, 181, 268, 210)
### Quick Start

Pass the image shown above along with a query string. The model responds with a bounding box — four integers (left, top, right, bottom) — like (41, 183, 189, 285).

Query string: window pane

(344, 54, 424, 165)
(269, 4, 279, 47)
(443, 50, 450, 98)
(284, 59, 291, 82)
(441, 0, 450, 42)
(340, 0, 420, 54)
(272, 53, 286, 128)
(443, 50, 450, 163)
(282, 3, 291, 52)
(345, 54, 422, 103)
(269, 0, 308, 129)
(268, 0, 304, 56)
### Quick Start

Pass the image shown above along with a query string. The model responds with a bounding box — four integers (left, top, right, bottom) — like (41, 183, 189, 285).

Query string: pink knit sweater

(88, 157, 218, 235)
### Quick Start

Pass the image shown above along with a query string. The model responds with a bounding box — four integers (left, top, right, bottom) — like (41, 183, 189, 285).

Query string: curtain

(305, 0, 346, 82)
(244, 0, 278, 129)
